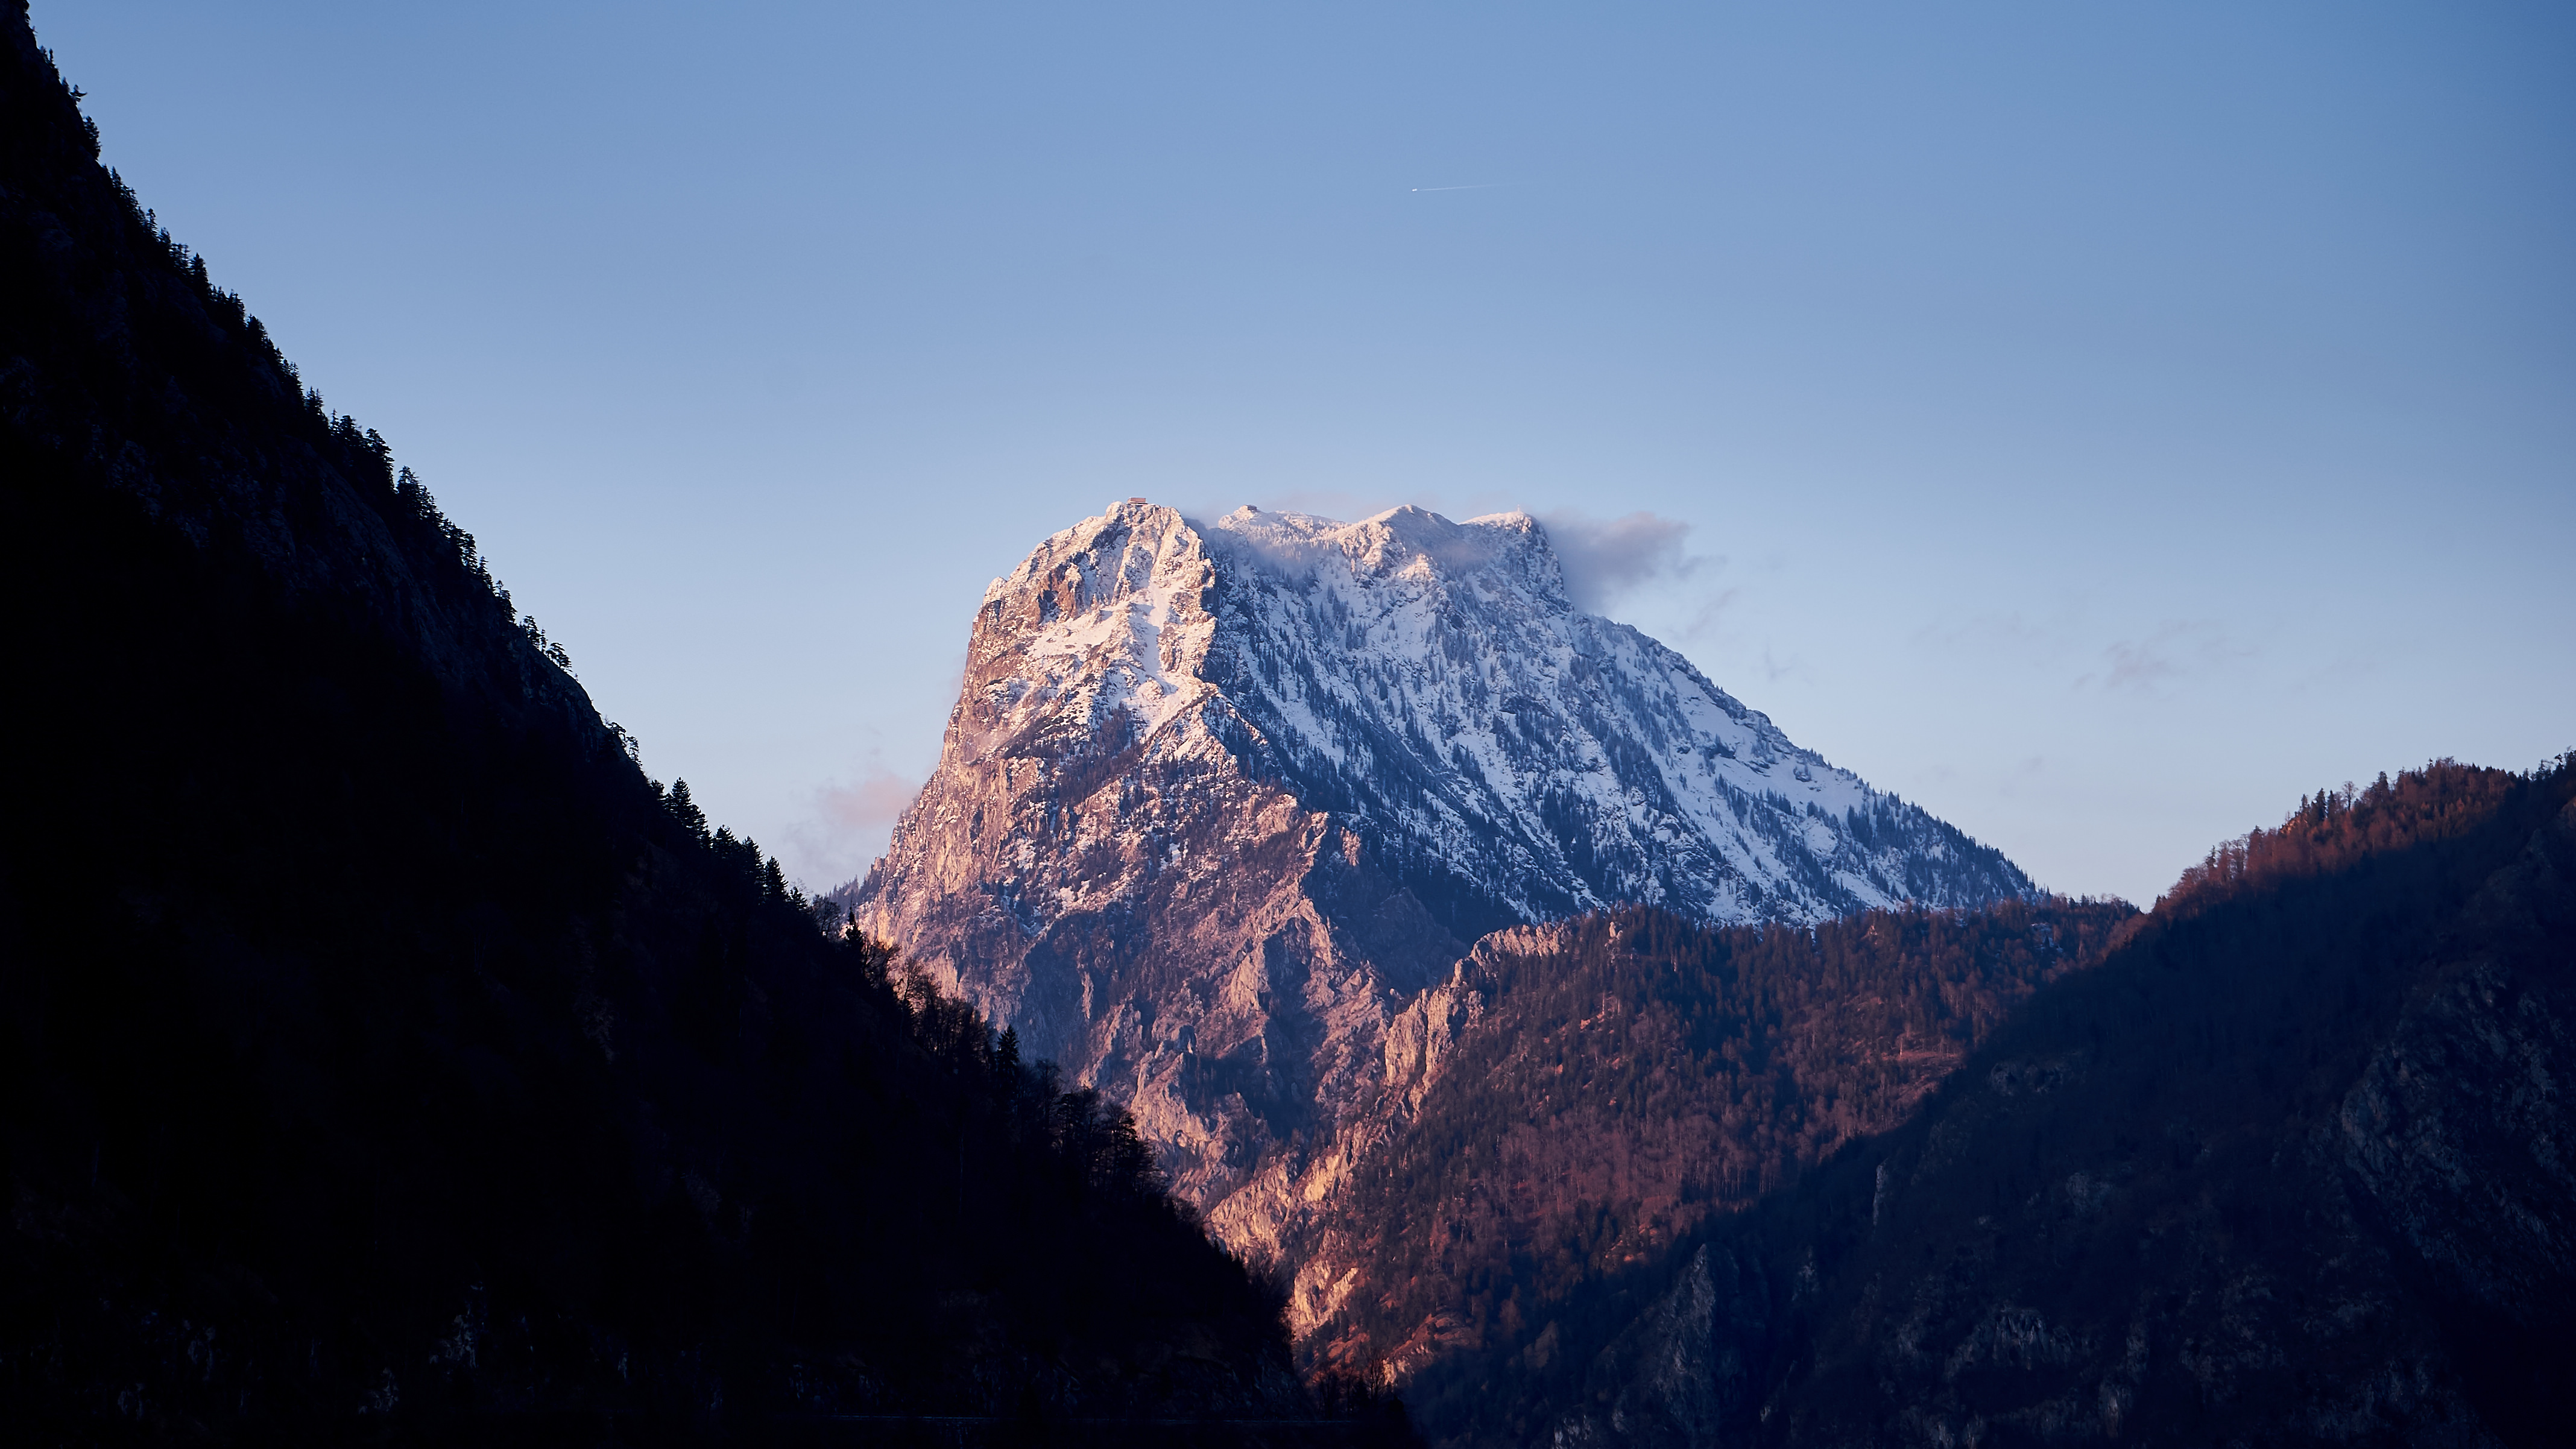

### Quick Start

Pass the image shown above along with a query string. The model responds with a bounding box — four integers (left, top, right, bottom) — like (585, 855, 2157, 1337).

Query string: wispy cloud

(784, 762, 928, 895)
(1993, 754, 2048, 799)
(820, 767, 922, 832)
(2082, 621, 2255, 694)
(1541, 509, 1709, 614)
(1675, 585, 1744, 646)
(1908, 610, 2061, 655)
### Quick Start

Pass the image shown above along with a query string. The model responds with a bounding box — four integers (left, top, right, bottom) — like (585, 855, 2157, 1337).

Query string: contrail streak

(1410, 184, 1500, 192)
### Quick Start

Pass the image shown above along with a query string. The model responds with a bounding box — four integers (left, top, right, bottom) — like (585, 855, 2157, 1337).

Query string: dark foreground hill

(1441, 759, 2576, 1447)
(0, 8, 1385, 1441)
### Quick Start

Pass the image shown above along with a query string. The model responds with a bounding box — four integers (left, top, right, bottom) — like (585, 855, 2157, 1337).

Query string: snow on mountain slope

(1197, 503, 2026, 931)
(850, 499, 2030, 1233)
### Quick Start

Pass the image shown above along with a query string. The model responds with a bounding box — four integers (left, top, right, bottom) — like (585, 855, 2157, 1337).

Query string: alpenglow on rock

(851, 500, 2031, 1221)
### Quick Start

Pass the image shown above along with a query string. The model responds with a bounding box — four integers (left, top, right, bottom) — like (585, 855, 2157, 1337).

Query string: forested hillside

(1292, 898, 2135, 1427)
(0, 8, 1338, 1439)
(1489, 759, 2576, 1447)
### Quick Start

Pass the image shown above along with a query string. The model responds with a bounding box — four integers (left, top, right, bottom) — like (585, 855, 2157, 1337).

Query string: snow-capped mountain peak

(854, 498, 2029, 1217)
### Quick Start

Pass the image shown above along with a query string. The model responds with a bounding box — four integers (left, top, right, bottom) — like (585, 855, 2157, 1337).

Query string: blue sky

(41, 1, 2573, 903)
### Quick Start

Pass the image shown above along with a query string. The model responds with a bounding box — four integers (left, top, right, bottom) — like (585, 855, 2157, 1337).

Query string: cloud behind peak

(1541, 510, 1702, 615)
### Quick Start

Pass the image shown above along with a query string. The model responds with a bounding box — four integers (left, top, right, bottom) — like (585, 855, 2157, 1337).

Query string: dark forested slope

(0, 8, 1319, 1440)
(1290, 898, 2135, 1432)
(1511, 759, 2576, 1448)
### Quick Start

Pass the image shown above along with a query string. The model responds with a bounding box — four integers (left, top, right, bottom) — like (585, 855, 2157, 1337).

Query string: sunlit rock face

(851, 499, 2030, 1226)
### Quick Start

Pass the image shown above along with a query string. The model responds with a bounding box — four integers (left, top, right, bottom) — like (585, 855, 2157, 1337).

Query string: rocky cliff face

(852, 499, 2031, 1225)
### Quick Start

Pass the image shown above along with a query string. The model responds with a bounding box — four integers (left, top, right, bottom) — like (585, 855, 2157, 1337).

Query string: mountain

(1286, 896, 2138, 1399)
(845, 487, 2576, 1446)
(0, 12, 1339, 1440)
(1444, 759, 2576, 1447)
(852, 500, 2033, 1252)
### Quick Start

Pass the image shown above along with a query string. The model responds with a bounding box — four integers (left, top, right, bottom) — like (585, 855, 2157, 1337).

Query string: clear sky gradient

(41, 1, 2573, 904)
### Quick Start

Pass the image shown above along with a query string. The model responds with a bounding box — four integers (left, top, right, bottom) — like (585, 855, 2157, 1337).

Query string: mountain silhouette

(0, 8, 1359, 1441)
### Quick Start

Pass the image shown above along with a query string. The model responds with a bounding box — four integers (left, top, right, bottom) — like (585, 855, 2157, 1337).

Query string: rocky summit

(850, 499, 2031, 1233)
